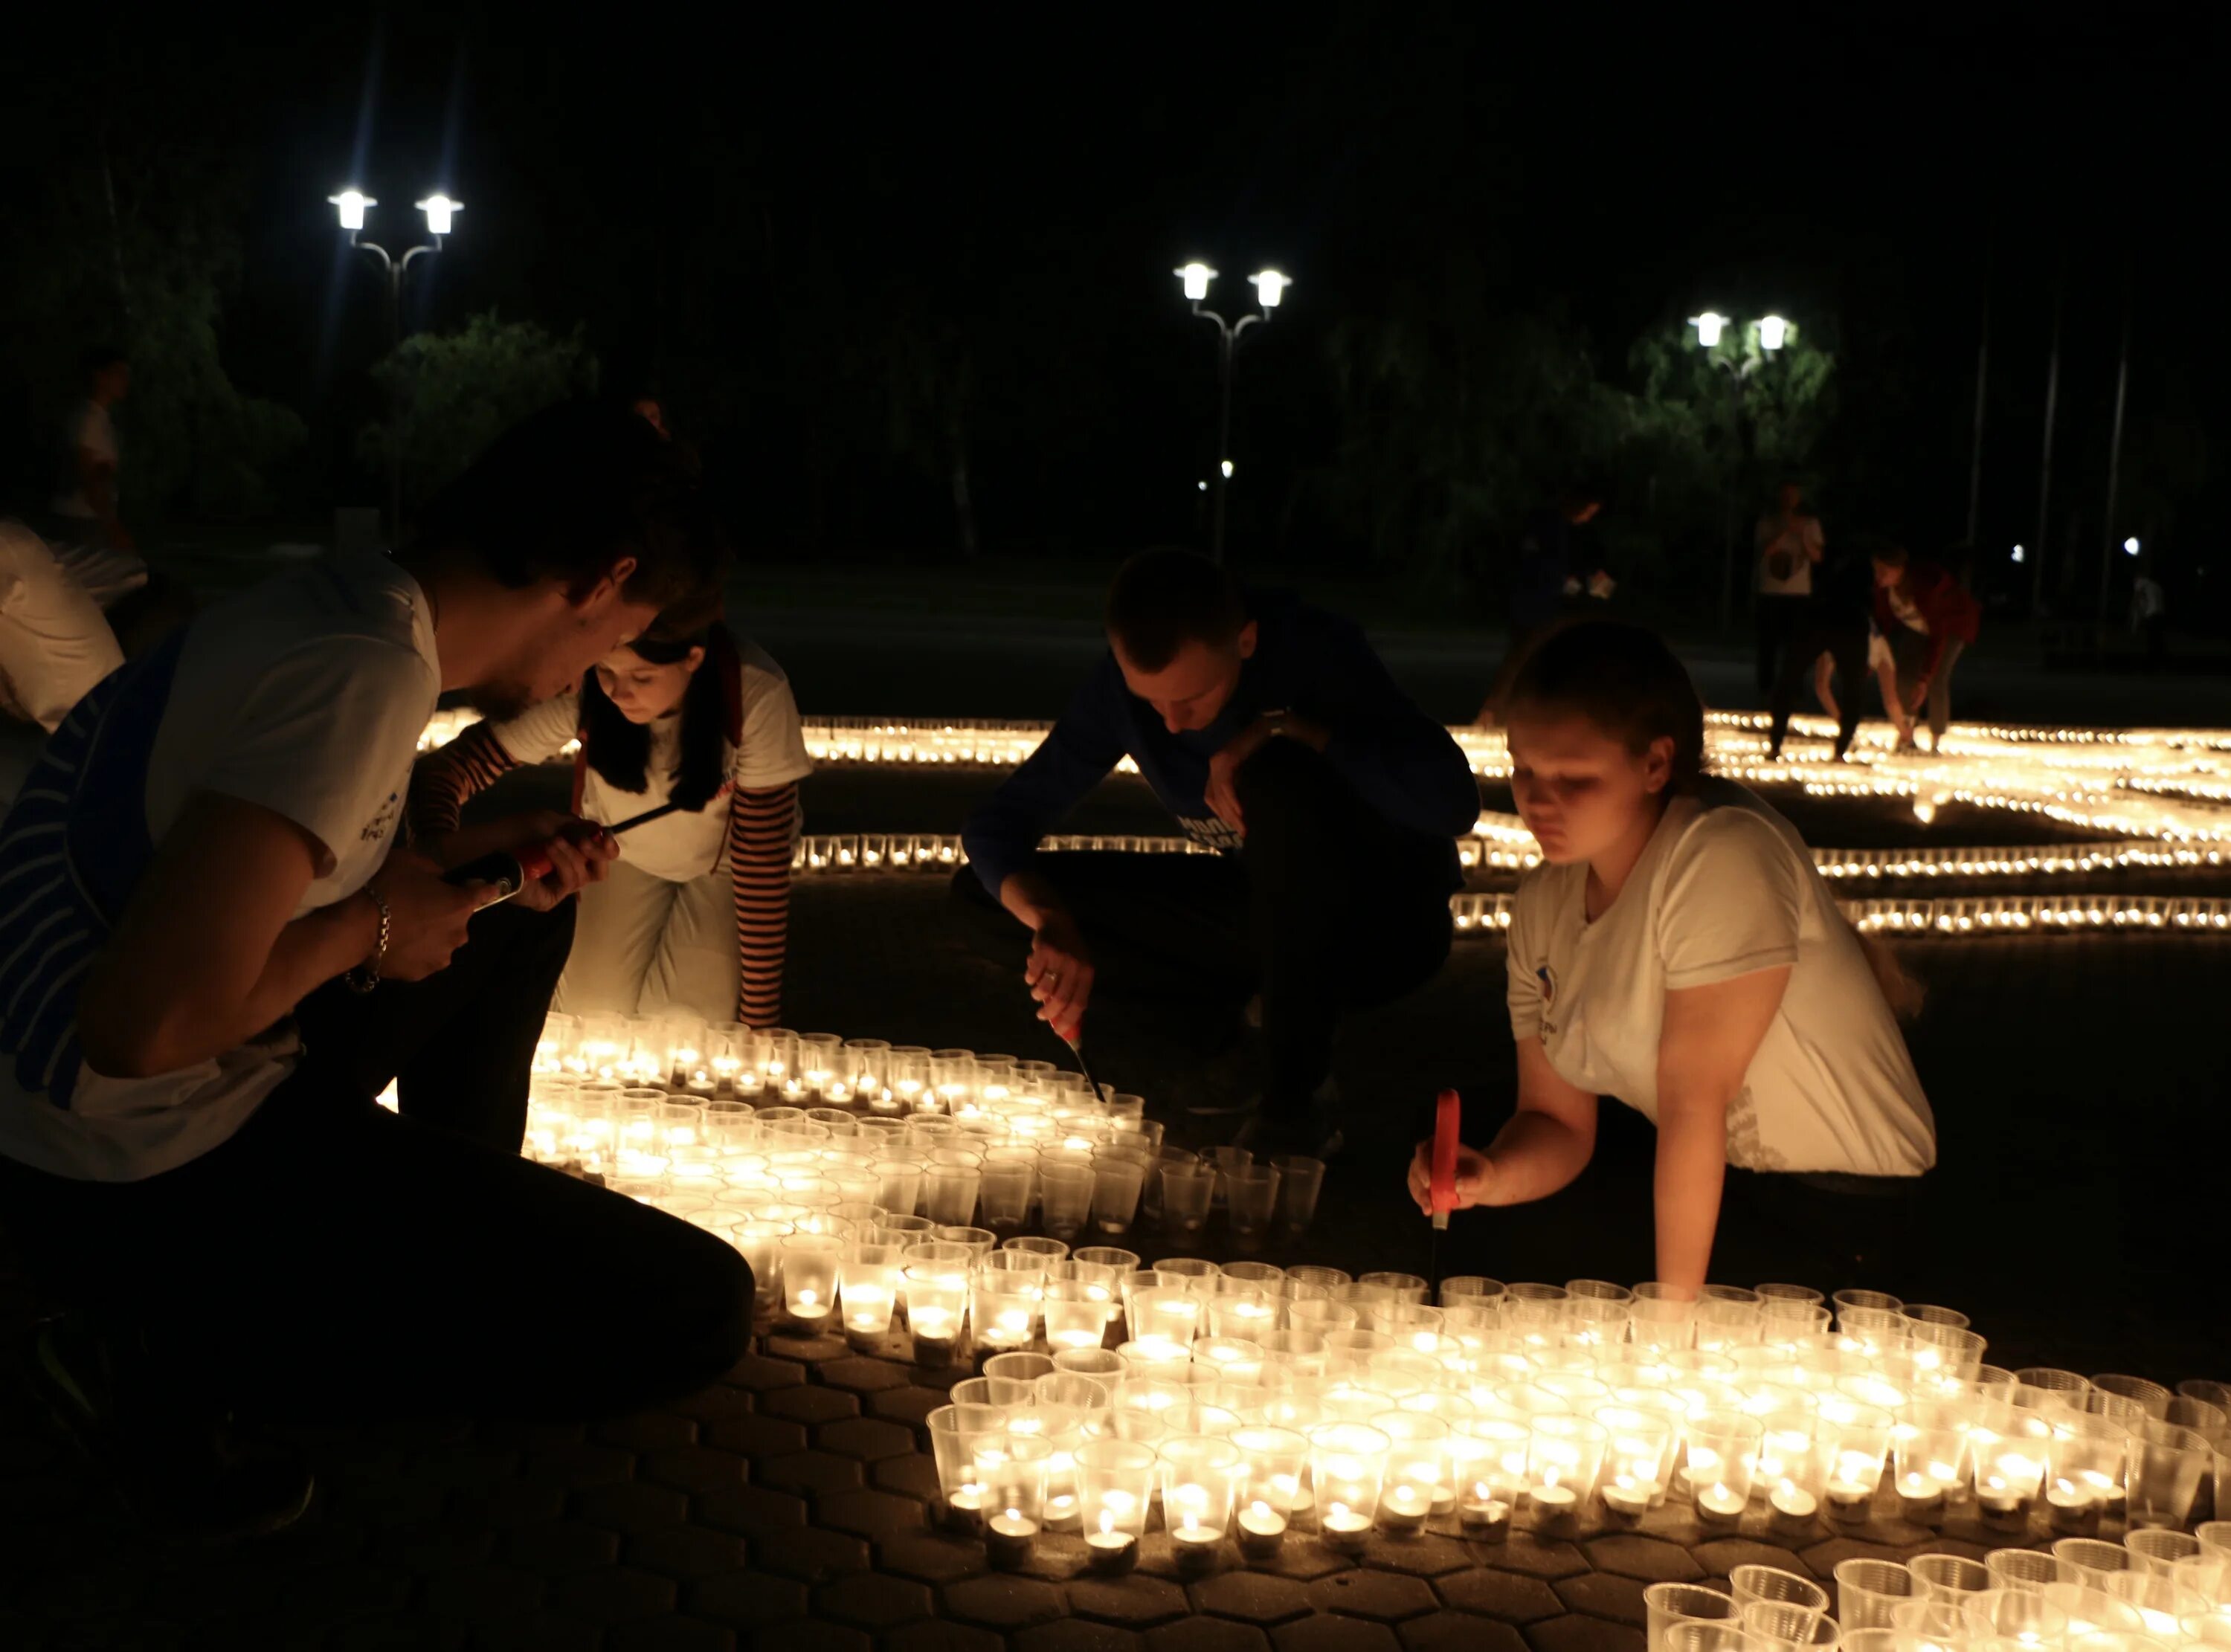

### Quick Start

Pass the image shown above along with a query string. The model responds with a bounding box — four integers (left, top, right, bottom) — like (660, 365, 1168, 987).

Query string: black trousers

(1768, 616, 1868, 761)
(1754, 593, 1808, 697)
(0, 902, 752, 1424)
(953, 742, 1455, 1117)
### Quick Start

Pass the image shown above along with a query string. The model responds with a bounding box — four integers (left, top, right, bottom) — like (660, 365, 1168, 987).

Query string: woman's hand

(1407, 1138, 1496, 1216)
(1026, 911, 1095, 1041)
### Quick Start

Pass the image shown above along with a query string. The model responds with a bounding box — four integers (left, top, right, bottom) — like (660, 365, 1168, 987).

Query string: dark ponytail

(579, 619, 734, 813)
(1504, 620, 1707, 790)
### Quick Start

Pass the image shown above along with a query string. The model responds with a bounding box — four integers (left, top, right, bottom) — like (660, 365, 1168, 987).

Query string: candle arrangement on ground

(512, 1013, 2230, 1594)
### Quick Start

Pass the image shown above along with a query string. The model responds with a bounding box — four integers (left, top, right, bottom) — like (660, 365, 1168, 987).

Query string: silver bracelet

(344, 885, 392, 994)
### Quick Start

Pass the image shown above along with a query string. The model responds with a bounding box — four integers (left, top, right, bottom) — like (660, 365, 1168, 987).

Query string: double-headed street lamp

(330, 187, 463, 543)
(1689, 310, 1790, 629)
(1177, 261, 1291, 564)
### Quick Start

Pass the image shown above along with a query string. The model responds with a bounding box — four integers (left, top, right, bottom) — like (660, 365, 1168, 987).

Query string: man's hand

(370, 851, 486, 981)
(1406, 1138, 1497, 1216)
(1026, 910, 1095, 1040)
(1586, 570, 1616, 601)
(1204, 716, 1280, 835)
(425, 810, 617, 911)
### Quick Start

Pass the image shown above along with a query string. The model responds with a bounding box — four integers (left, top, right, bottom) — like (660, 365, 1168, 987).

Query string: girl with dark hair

(1409, 620, 1934, 1291)
(411, 614, 811, 1026)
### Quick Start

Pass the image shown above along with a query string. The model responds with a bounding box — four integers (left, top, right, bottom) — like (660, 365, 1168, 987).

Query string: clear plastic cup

(1644, 1583, 1737, 1652)
(1223, 1164, 1281, 1251)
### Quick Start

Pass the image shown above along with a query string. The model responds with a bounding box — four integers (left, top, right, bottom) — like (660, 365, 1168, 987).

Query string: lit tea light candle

(1235, 1499, 1286, 1562)
(2046, 1476, 2099, 1532)
(1086, 1504, 1137, 1573)
(1768, 1479, 1819, 1528)
(1378, 1482, 1430, 1537)
(985, 1506, 1037, 1569)
(1460, 1483, 1513, 1542)
(1697, 1480, 1747, 1521)
(1320, 1500, 1374, 1550)
(1603, 1475, 1653, 1520)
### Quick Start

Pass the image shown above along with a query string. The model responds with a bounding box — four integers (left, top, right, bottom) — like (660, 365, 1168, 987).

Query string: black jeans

(1716, 1168, 1923, 1296)
(0, 903, 752, 1424)
(1754, 593, 1808, 697)
(953, 742, 1455, 1117)
(1768, 615, 1869, 761)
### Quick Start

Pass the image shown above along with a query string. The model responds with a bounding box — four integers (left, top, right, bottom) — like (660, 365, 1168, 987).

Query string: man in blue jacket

(956, 549, 1481, 1157)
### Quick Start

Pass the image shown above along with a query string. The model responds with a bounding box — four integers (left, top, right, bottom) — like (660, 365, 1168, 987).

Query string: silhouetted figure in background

(2131, 570, 2168, 671)
(1768, 540, 1894, 762)
(1754, 481, 1824, 698)
(1478, 483, 1612, 726)
(1870, 542, 1980, 752)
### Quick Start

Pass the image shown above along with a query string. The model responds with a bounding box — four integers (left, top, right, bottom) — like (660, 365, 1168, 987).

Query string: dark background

(1, 5, 2222, 623)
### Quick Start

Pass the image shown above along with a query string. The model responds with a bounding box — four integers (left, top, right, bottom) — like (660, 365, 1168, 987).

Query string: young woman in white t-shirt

(1408, 621, 1934, 1292)
(411, 613, 814, 1025)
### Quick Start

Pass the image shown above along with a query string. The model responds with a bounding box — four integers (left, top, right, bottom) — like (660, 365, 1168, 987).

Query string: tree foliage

(358, 312, 599, 509)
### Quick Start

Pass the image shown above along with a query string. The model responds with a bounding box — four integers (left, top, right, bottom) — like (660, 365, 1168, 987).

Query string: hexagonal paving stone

(1525, 1613, 1644, 1652)
(873, 1452, 946, 1503)
(642, 1445, 749, 1497)
(820, 1356, 915, 1393)
(819, 1487, 930, 1540)
(504, 1518, 624, 1576)
(1150, 1621, 1272, 1652)
(605, 1617, 738, 1652)
(520, 1439, 640, 1488)
(1690, 1538, 1812, 1579)
(813, 1569, 938, 1630)
(752, 1523, 874, 1581)
(625, 1526, 749, 1580)
(1275, 1617, 1399, 1652)
(666, 1382, 758, 1423)
(1554, 1572, 1650, 1627)
(593, 1411, 699, 1454)
(1255, 1538, 1355, 1582)
(705, 1413, 810, 1458)
(571, 1478, 693, 1538)
(472, 1609, 604, 1652)
(689, 1568, 809, 1629)
(696, 1484, 808, 1539)
(753, 1624, 869, 1652)
(820, 1416, 917, 1462)
(941, 1573, 1068, 1631)
(1191, 1569, 1314, 1625)
(1474, 1536, 1590, 1580)
(881, 1531, 993, 1585)
(1432, 1566, 1565, 1622)
(885, 1622, 1006, 1652)
(458, 1477, 570, 1529)
(721, 1352, 808, 1391)
(870, 1386, 955, 1428)
(1066, 1572, 1191, 1627)
(1583, 1535, 1704, 1582)
(1307, 1569, 1439, 1623)
(1800, 1535, 1907, 1574)
(1359, 1535, 1474, 1578)
(372, 1516, 500, 1574)
(414, 1563, 546, 1624)
(764, 1332, 849, 1363)
(1400, 1611, 1529, 1652)
(549, 1564, 677, 1625)
(1018, 1620, 1145, 1652)
(757, 1449, 865, 1499)
(762, 1384, 863, 1425)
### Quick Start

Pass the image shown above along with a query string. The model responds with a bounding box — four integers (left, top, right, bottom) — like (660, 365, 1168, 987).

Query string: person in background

(957, 548, 1479, 1159)
(0, 520, 123, 732)
(0, 404, 750, 1540)
(2131, 567, 2168, 671)
(1409, 621, 1933, 1293)
(1478, 483, 1612, 726)
(1754, 482, 1824, 699)
(51, 345, 132, 555)
(1766, 538, 1908, 762)
(409, 601, 813, 1030)
(1870, 542, 1980, 752)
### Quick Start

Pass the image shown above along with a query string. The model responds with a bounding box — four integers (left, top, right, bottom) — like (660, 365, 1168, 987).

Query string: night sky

(7, 6, 2224, 606)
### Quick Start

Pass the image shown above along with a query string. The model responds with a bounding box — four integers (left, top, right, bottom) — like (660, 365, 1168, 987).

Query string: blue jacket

(962, 593, 1480, 896)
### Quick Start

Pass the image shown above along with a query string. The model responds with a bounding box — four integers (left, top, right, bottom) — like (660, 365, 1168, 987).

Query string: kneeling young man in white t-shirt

(1408, 621, 1934, 1296)
(0, 404, 753, 1540)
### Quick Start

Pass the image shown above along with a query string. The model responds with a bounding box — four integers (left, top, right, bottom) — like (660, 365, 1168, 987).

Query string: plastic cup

(1835, 1558, 1915, 1630)
(1269, 1154, 1326, 1237)
(1644, 1583, 1736, 1652)
(1223, 1164, 1281, 1251)
(1159, 1161, 1216, 1237)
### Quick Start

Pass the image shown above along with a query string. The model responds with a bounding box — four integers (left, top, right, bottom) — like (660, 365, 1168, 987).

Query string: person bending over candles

(1408, 621, 1934, 1293)
(0, 405, 753, 1540)
(956, 547, 1480, 1158)
(409, 602, 812, 1030)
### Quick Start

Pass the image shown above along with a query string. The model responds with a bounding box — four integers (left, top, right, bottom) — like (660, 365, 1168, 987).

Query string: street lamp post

(1176, 262, 1290, 565)
(1688, 312, 1789, 633)
(331, 188, 461, 546)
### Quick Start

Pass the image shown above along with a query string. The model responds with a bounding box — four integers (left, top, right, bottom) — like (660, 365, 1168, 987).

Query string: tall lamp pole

(331, 188, 461, 546)
(1176, 262, 1290, 565)
(1688, 311, 1789, 633)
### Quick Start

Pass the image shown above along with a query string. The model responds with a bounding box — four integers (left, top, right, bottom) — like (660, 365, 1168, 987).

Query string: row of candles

(883, 1271, 2231, 1595)
(1643, 1540, 2231, 1651)
(1447, 893, 2231, 938)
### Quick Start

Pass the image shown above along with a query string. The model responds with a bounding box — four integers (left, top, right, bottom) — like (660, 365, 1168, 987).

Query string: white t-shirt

(486, 635, 813, 883)
(1505, 779, 1934, 1177)
(0, 550, 439, 1181)
(0, 521, 123, 732)
(51, 401, 119, 520)
(1755, 513, 1823, 596)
